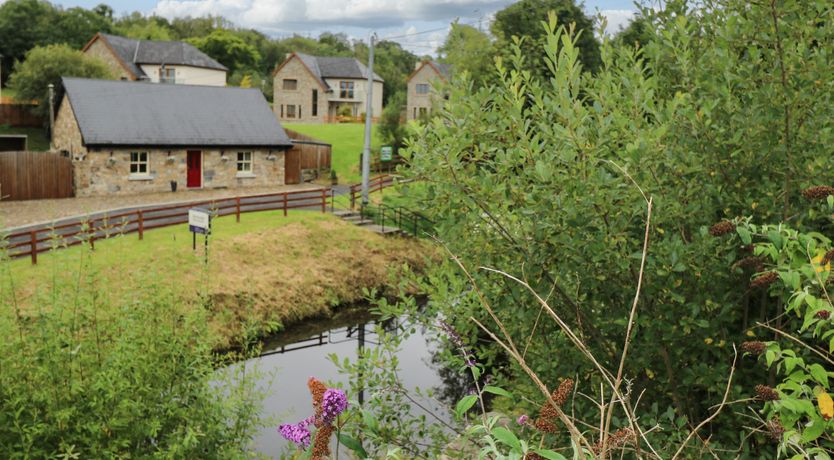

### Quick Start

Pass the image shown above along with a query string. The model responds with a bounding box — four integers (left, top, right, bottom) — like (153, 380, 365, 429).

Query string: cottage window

(130, 152, 149, 175)
(237, 152, 253, 173)
(339, 81, 354, 99)
(287, 104, 296, 118)
(159, 67, 175, 84)
(416, 83, 429, 94)
(283, 79, 297, 90)
(312, 89, 318, 116)
(418, 107, 428, 118)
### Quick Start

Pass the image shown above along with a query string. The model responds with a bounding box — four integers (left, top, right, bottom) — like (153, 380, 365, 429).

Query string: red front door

(186, 151, 202, 188)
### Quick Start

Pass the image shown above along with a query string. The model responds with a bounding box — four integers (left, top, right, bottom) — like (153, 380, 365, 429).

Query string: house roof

(62, 78, 292, 148)
(85, 33, 227, 79)
(407, 60, 452, 82)
(276, 53, 383, 90)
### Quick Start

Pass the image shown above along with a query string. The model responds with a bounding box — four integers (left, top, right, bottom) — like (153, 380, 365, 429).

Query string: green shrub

(0, 244, 264, 458)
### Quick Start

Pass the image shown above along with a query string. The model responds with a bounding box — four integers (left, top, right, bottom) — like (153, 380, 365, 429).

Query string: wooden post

(283, 192, 288, 217)
(30, 230, 37, 265)
(320, 189, 326, 213)
(137, 210, 144, 240)
(236, 197, 241, 223)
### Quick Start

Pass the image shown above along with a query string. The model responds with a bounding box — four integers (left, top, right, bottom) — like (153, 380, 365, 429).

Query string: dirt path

(0, 184, 322, 229)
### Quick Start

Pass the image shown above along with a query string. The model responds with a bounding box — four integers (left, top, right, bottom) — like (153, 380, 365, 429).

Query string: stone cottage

(273, 52, 383, 123)
(406, 60, 451, 121)
(53, 78, 293, 197)
(82, 33, 227, 86)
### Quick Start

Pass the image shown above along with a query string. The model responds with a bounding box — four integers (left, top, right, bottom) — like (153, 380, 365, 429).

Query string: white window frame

(416, 83, 429, 94)
(159, 67, 176, 84)
(236, 151, 254, 177)
(129, 151, 150, 178)
(339, 81, 354, 99)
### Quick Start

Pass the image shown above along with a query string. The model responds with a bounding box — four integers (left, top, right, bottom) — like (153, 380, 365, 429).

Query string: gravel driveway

(0, 184, 324, 229)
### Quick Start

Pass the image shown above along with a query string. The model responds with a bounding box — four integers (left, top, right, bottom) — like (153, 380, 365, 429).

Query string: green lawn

(285, 123, 382, 184)
(0, 125, 49, 151)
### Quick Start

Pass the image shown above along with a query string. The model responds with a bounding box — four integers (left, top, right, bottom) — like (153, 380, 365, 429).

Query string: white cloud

(598, 9, 636, 35)
(154, 0, 512, 31)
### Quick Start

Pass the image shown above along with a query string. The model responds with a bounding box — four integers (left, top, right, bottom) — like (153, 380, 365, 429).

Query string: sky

(15, 0, 640, 55)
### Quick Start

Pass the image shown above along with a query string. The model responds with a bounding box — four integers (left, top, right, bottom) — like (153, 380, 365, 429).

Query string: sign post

(188, 208, 211, 264)
(380, 146, 393, 162)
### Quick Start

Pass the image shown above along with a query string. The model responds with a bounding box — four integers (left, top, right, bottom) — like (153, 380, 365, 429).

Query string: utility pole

(361, 33, 376, 206)
(0, 54, 4, 103)
(48, 83, 55, 150)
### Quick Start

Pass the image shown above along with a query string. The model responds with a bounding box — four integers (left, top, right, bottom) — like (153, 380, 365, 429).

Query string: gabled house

(53, 78, 293, 196)
(82, 33, 227, 86)
(272, 52, 383, 123)
(406, 60, 451, 121)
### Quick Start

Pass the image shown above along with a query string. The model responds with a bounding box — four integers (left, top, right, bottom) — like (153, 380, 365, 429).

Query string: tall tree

(437, 22, 494, 86)
(187, 29, 260, 74)
(8, 44, 113, 118)
(51, 7, 113, 49)
(491, 0, 601, 77)
(0, 0, 57, 79)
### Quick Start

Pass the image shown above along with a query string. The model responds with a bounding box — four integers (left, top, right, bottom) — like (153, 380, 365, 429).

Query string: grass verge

(6, 210, 434, 348)
(0, 125, 49, 151)
(284, 123, 382, 184)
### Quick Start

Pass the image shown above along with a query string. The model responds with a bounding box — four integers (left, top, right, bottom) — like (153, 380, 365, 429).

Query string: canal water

(243, 306, 454, 458)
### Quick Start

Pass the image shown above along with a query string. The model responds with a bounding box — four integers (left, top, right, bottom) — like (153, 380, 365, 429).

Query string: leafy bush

(0, 244, 264, 458)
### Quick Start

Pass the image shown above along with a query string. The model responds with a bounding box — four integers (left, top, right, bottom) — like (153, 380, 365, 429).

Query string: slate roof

(293, 53, 383, 89)
(94, 34, 227, 78)
(408, 60, 452, 82)
(62, 78, 292, 148)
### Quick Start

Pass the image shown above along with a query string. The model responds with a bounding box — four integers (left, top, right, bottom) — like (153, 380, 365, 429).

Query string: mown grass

(284, 123, 382, 184)
(6, 210, 433, 347)
(0, 125, 49, 151)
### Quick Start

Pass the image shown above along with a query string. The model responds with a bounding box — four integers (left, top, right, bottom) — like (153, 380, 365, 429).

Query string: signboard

(380, 146, 393, 162)
(188, 208, 211, 235)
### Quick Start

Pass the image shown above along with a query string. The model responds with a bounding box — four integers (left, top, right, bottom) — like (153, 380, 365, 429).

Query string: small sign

(188, 208, 211, 235)
(380, 146, 393, 162)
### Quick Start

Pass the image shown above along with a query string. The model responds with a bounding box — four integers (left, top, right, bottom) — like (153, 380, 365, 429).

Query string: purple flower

(278, 416, 313, 448)
(321, 388, 349, 424)
(439, 320, 478, 367)
(517, 414, 529, 425)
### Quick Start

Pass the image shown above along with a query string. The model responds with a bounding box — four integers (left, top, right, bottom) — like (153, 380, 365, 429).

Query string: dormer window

(339, 81, 354, 99)
(159, 67, 175, 84)
(416, 84, 429, 94)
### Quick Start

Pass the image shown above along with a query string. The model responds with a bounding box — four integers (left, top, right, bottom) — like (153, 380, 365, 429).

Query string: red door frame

(186, 150, 202, 188)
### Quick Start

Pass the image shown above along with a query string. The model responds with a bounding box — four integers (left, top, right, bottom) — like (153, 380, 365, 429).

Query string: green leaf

(810, 364, 829, 387)
(533, 448, 568, 460)
(338, 433, 369, 459)
(737, 227, 752, 245)
(483, 385, 513, 398)
(362, 409, 378, 433)
(800, 415, 826, 443)
(455, 395, 479, 418)
(492, 427, 521, 450)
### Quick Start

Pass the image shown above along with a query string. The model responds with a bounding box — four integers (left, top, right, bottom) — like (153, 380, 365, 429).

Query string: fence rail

(4, 188, 331, 264)
(359, 203, 434, 238)
(349, 174, 396, 209)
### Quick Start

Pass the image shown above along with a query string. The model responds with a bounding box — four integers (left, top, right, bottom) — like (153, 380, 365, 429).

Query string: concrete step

(332, 210, 358, 218)
(362, 225, 402, 235)
(342, 215, 371, 223)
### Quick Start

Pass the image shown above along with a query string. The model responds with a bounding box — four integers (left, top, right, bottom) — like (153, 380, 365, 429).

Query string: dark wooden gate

(0, 151, 74, 201)
(284, 148, 301, 185)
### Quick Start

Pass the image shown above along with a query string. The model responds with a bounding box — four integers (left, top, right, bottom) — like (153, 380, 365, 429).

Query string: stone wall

(84, 38, 134, 80)
(74, 148, 286, 196)
(273, 57, 327, 123)
(407, 64, 444, 121)
(53, 96, 85, 154)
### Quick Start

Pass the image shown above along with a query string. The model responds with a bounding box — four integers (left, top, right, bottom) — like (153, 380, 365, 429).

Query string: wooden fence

(284, 129, 333, 184)
(0, 103, 42, 127)
(5, 188, 331, 264)
(0, 151, 73, 201)
(349, 174, 396, 209)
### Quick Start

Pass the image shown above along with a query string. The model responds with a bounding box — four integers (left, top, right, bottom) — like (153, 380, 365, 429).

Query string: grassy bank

(5, 210, 433, 347)
(284, 123, 382, 183)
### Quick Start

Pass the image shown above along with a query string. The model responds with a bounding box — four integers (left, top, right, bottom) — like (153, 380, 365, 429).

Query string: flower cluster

(755, 384, 779, 401)
(278, 377, 349, 459)
(740, 341, 766, 355)
(534, 378, 573, 433)
(278, 417, 313, 449)
(709, 220, 736, 237)
(439, 320, 477, 367)
(750, 271, 778, 290)
(765, 419, 785, 442)
(733, 256, 764, 272)
(592, 427, 636, 455)
(801, 185, 834, 200)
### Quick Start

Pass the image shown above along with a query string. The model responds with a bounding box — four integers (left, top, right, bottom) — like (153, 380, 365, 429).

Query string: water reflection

(246, 306, 453, 458)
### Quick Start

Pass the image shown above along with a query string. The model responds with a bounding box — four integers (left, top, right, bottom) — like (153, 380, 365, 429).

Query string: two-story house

(273, 53, 383, 123)
(406, 60, 451, 121)
(82, 33, 227, 86)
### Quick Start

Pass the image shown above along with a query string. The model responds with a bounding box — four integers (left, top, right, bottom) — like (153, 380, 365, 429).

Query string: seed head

(765, 419, 785, 442)
(750, 272, 778, 290)
(801, 186, 834, 200)
(822, 249, 834, 266)
(709, 220, 736, 237)
(535, 379, 573, 433)
(525, 453, 545, 460)
(755, 384, 779, 401)
(817, 310, 831, 320)
(740, 341, 766, 355)
(733, 256, 764, 272)
(311, 424, 334, 459)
